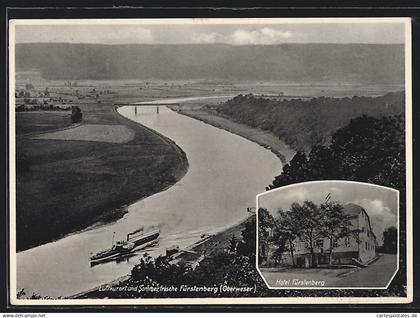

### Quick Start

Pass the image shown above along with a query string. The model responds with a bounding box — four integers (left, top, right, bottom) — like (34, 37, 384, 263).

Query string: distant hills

(15, 43, 404, 84)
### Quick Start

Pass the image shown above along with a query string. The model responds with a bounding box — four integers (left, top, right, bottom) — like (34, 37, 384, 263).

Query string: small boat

(90, 227, 160, 264)
(166, 245, 180, 257)
(90, 240, 135, 263)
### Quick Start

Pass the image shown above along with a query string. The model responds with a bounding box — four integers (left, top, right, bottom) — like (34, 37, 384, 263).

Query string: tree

(318, 201, 358, 265)
(257, 208, 275, 264)
(25, 83, 34, 90)
(330, 115, 405, 189)
(270, 151, 310, 188)
(229, 235, 237, 253)
(131, 253, 190, 286)
(382, 226, 397, 254)
(71, 106, 83, 123)
(307, 145, 338, 180)
(268, 233, 288, 266)
(237, 216, 256, 257)
(289, 201, 323, 267)
(275, 208, 301, 266)
(268, 114, 405, 193)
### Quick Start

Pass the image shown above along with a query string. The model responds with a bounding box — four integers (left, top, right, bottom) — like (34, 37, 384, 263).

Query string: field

(15, 76, 401, 252)
(15, 81, 196, 251)
(35, 124, 135, 143)
(16, 111, 72, 135)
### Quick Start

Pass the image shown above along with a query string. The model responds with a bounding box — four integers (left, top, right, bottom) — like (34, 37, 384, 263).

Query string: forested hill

(214, 91, 405, 151)
(16, 43, 403, 83)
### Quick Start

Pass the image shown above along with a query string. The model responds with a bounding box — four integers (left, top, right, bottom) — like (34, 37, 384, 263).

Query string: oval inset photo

(256, 181, 399, 289)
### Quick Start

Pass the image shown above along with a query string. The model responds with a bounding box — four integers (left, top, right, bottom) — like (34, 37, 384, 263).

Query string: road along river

(15, 96, 283, 298)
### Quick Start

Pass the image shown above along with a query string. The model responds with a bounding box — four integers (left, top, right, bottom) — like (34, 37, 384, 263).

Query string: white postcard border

(8, 17, 413, 305)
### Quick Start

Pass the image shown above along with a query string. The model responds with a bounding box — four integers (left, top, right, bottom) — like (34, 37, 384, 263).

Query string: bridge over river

(114, 103, 180, 106)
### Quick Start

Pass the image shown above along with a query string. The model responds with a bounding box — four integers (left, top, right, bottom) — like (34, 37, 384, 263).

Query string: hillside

(15, 43, 404, 84)
(213, 91, 405, 151)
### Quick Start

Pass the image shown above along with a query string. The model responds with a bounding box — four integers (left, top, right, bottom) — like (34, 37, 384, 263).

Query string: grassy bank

(16, 92, 189, 252)
(173, 108, 295, 164)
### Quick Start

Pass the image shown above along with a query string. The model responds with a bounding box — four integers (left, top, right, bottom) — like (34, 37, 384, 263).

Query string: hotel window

(345, 237, 350, 247)
(316, 239, 324, 249)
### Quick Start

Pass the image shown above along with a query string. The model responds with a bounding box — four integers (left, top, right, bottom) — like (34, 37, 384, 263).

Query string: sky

(13, 21, 406, 45)
(258, 181, 399, 243)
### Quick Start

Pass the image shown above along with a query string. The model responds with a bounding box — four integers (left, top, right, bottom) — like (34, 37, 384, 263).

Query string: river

(15, 96, 282, 298)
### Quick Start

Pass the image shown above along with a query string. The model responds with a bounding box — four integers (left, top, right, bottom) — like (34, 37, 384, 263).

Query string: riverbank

(72, 216, 250, 299)
(16, 93, 189, 251)
(172, 107, 295, 164)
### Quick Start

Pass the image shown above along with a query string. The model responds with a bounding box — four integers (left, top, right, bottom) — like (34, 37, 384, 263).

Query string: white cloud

(191, 32, 220, 44)
(261, 184, 345, 213)
(280, 188, 310, 205)
(354, 198, 397, 243)
(230, 27, 292, 45)
(189, 28, 292, 45)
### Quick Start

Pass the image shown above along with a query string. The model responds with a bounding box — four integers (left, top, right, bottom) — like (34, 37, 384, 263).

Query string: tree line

(268, 114, 405, 191)
(215, 92, 404, 151)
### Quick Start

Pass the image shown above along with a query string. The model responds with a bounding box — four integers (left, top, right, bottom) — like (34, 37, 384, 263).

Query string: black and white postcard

(8, 17, 413, 305)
